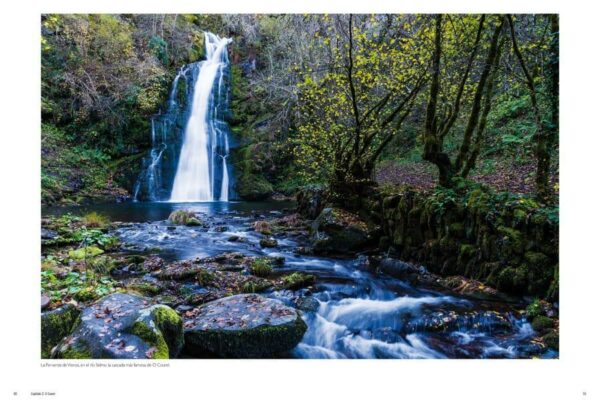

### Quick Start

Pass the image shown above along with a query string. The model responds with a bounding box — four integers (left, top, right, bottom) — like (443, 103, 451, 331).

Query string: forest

(40, 14, 559, 359)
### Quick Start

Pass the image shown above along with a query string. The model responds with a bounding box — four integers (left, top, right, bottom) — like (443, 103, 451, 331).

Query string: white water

(170, 33, 232, 202)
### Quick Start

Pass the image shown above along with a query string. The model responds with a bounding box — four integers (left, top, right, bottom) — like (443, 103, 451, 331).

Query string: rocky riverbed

(41, 201, 559, 359)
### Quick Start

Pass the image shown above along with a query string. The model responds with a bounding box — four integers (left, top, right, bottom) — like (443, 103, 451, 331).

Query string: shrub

(82, 212, 109, 228)
(250, 258, 273, 277)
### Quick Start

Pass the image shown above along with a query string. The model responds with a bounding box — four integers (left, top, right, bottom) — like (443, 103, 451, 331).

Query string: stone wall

(372, 187, 558, 300)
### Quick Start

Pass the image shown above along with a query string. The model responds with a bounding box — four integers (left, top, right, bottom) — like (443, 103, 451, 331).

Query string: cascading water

(170, 33, 232, 202)
(134, 32, 234, 202)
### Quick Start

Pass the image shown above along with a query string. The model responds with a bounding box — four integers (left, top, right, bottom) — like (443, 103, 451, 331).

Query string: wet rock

(406, 310, 512, 334)
(213, 225, 228, 232)
(311, 208, 371, 254)
(184, 294, 307, 358)
(41, 228, 58, 244)
(378, 258, 419, 281)
(168, 210, 204, 226)
(53, 293, 183, 359)
(186, 291, 219, 306)
(281, 272, 316, 290)
(273, 213, 304, 229)
(437, 276, 506, 301)
(227, 235, 242, 242)
(142, 256, 164, 272)
(154, 260, 201, 281)
(294, 246, 313, 256)
(296, 186, 328, 219)
(252, 220, 272, 235)
(176, 305, 194, 314)
(126, 282, 162, 296)
(259, 238, 278, 248)
(294, 296, 320, 312)
(41, 294, 51, 310)
(41, 304, 80, 358)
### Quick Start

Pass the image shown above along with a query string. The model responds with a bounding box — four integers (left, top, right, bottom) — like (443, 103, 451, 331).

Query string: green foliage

(149, 36, 169, 64)
(250, 258, 273, 277)
(41, 269, 117, 303)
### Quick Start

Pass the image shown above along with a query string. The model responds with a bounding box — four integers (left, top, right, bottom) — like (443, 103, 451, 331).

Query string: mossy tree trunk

(508, 14, 558, 203)
(423, 14, 505, 188)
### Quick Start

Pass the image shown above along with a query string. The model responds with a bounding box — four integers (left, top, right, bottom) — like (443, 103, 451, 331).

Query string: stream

(43, 201, 557, 359)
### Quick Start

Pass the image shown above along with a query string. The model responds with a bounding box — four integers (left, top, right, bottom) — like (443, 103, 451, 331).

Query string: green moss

(241, 281, 272, 293)
(68, 246, 104, 260)
(152, 306, 184, 357)
(496, 265, 528, 293)
(542, 331, 559, 350)
(236, 173, 274, 201)
(59, 343, 93, 359)
(497, 226, 525, 256)
(130, 320, 169, 359)
(73, 286, 98, 302)
(282, 272, 316, 290)
(525, 298, 544, 319)
(127, 283, 161, 296)
(185, 218, 203, 226)
(448, 222, 465, 237)
(168, 210, 200, 226)
(524, 251, 551, 267)
(41, 305, 80, 358)
(185, 315, 307, 358)
(531, 316, 554, 333)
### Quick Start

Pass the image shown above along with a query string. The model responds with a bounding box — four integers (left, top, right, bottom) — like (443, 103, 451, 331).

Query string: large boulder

(311, 208, 371, 254)
(52, 293, 183, 359)
(41, 304, 80, 358)
(168, 210, 203, 226)
(184, 294, 307, 358)
(378, 258, 420, 281)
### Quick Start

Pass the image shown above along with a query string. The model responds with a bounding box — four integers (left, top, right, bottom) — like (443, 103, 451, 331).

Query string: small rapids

(96, 202, 557, 359)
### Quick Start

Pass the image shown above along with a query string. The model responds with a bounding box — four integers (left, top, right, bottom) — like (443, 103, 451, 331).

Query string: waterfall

(134, 32, 234, 202)
(170, 32, 232, 202)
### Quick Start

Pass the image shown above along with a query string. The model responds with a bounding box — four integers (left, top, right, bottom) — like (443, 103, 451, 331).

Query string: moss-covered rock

(53, 293, 183, 359)
(184, 294, 307, 358)
(127, 282, 162, 296)
(542, 330, 559, 350)
(68, 246, 104, 260)
(237, 173, 273, 201)
(168, 210, 203, 226)
(281, 272, 316, 290)
(311, 208, 372, 254)
(259, 237, 278, 248)
(41, 304, 80, 358)
(531, 316, 555, 333)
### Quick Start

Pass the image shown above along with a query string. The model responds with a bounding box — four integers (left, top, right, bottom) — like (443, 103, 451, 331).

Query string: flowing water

(43, 202, 557, 359)
(134, 32, 234, 202)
